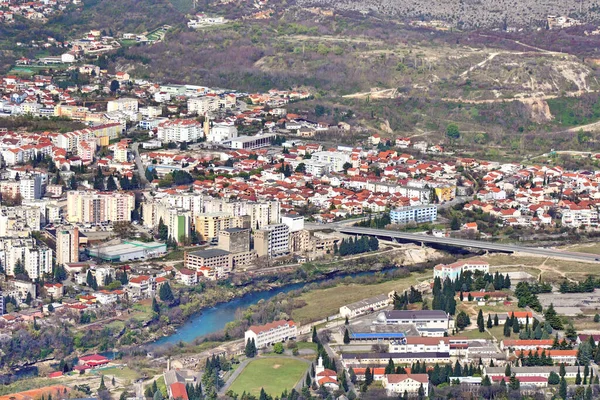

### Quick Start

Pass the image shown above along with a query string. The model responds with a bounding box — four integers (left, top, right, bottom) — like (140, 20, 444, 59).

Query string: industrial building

(88, 240, 166, 262)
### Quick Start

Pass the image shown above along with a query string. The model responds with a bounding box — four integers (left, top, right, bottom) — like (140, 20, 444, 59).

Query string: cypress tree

(343, 328, 350, 344)
(559, 377, 567, 399)
(487, 314, 493, 329)
(477, 309, 485, 332)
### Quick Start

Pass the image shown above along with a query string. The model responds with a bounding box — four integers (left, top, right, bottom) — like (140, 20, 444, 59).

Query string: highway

(338, 226, 600, 263)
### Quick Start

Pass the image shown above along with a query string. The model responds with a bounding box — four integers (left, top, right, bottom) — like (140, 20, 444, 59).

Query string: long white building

(244, 320, 297, 349)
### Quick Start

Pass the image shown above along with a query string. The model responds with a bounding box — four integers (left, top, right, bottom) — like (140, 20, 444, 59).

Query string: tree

(342, 162, 352, 173)
(446, 123, 460, 140)
(152, 298, 160, 314)
(13, 258, 25, 276)
(345, 316, 349, 325)
(365, 367, 373, 385)
(305, 373, 311, 387)
(99, 375, 107, 391)
(586, 385, 592, 400)
(106, 175, 118, 191)
(494, 314, 499, 326)
(343, 328, 350, 344)
(273, 343, 284, 354)
(455, 311, 470, 330)
(477, 309, 485, 332)
(450, 217, 460, 231)
(48, 303, 55, 312)
(504, 364, 511, 377)
(486, 314, 493, 329)
(158, 218, 169, 241)
(159, 282, 174, 302)
(548, 371, 560, 385)
(508, 374, 520, 390)
(559, 377, 567, 399)
(110, 80, 120, 93)
(504, 317, 511, 337)
(69, 175, 78, 190)
(245, 338, 256, 358)
(576, 367, 582, 385)
(417, 383, 425, 399)
(295, 163, 306, 173)
(385, 358, 395, 374)
(565, 324, 578, 342)
(545, 303, 563, 330)
(595, 314, 600, 323)
(86, 270, 98, 290)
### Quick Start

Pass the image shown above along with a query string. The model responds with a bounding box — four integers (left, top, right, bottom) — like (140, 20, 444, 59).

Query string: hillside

(293, 0, 600, 28)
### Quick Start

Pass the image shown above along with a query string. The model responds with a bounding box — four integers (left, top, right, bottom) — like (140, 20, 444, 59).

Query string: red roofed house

(78, 354, 109, 369)
(244, 320, 297, 349)
(168, 382, 189, 400)
(507, 311, 533, 324)
(500, 339, 554, 350)
(382, 374, 430, 396)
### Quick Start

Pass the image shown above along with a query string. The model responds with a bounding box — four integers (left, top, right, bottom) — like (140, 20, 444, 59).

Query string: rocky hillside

(294, 0, 600, 28)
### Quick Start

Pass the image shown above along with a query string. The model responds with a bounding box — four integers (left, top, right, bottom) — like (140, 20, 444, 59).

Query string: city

(1, 0, 600, 399)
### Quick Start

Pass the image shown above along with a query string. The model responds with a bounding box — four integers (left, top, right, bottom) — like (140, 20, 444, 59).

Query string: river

(153, 269, 393, 346)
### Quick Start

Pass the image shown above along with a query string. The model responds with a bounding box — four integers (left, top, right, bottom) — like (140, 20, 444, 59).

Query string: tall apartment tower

(56, 226, 79, 266)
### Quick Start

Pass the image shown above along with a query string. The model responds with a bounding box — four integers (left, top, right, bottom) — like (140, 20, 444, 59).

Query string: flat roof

(91, 241, 166, 257)
(230, 134, 276, 144)
(222, 227, 248, 233)
(350, 333, 406, 339)
(189, 248, 231, 258)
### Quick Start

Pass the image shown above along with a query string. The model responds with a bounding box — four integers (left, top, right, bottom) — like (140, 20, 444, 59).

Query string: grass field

(228, 358, 308, 397)
(291, 271, 430, 323)
(94, 366, 140, 381)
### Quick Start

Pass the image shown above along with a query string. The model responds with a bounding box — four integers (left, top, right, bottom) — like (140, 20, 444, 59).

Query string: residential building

(311, 151, 350, 172)
(500, 339, 554, 350)
(156, 119, 203, 143)
(185, 248, 233, 278)
(66, 190, 135, 224)
(56, 226, 79, 266)
(390, 205, 437, 225)
(107, 98, 138, 113)
(244, 320, 297, 348)
(254, 223, 289, 257)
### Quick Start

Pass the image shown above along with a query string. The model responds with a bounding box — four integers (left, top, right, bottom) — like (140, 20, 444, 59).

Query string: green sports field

(228, 357, 308, 397)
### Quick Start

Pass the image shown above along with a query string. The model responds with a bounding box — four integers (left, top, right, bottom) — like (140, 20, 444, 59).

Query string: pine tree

(586, 385, 593, 400)
(504, 317, 511, 337)
(159, 282, 174, 302)
(152, 298, 160, 314)
(385, 358, 395, 374)
(345, 316, 349, 325)
(559, 377, 567, 399)
(576, 367, 582, 385)
(494, 314, 499, 326)
(477, 309, 485, 332)
(365, 367, 373, 385)
(99, 375, 107, 391)
(343, 328, 350, 344)
(305, 373, 311, 387)
(312, 326, 318, 343)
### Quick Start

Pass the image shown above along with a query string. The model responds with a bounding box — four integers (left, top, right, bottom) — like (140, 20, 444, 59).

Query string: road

(132, 142, 150, 188)
(338, 226, 600, 263)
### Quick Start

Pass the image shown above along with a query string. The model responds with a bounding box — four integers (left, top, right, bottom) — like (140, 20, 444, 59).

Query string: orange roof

(0, 385, 69, 400)
(247, 319, 295, 335)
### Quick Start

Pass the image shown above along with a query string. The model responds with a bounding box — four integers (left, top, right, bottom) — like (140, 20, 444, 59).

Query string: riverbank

(149, 249, 455, 348)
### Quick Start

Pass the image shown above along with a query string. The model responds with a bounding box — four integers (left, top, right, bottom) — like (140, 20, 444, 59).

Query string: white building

(375, 310, 454, 336)
(339, 293, 391, 319)
(208, 123, 237, 143)
(561, 207, 599, 228)
(390, 205, 437, 225)
(311, 151, 350, 172)
(156, 119, 203, 143)
(56, 226, 79, 266)
(107, 98, 139, 113)
(281, 214, 304, 233)
(244, 320, 297, 349)
(433, 258, 490, 282)
(382, 374, 430, 397)
(19, 175, 43, 200)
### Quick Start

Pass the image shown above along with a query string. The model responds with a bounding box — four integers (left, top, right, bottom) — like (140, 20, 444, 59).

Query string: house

(168, 382, 189, 400)
(176, 268, 198, 286)
(506, 311, 533, 324)
(577, 334, 600, 345)
(78, 354, 109, 369)
(382, 374, 430, 397)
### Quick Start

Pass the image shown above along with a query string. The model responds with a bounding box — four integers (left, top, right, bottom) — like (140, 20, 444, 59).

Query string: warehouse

(87, 240, 167, 262)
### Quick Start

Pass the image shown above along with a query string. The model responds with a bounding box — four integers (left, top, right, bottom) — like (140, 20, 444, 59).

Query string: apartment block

(244, 320, 297, 349)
